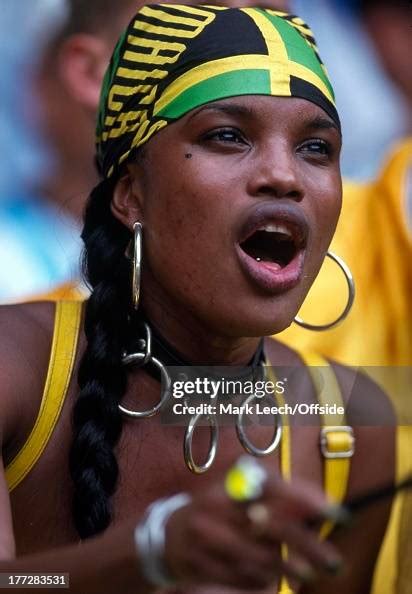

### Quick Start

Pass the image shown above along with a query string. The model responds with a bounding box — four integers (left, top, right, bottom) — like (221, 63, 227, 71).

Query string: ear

(57, 33, 114, 112)
(111, 165, 146, 230)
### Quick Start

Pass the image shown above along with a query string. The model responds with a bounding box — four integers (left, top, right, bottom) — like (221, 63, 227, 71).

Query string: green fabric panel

(158, 69, 271, 119)
(259, 10, 334, 98)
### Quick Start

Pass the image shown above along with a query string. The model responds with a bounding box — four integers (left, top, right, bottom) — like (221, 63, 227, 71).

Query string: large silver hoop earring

(132, 221, 143, 310)
(293, 251, 355, 332)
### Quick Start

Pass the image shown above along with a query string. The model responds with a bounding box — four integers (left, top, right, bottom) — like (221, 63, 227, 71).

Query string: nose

(247, 141, 304, 202)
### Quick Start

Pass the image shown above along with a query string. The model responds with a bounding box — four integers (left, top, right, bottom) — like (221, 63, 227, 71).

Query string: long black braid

(69, 177, 133, 539)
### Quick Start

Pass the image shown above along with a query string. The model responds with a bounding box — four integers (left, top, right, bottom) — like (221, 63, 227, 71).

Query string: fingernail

(296, 566, 317, 583)
(324, 558, 344, 576)
(323, 504, 352, 526)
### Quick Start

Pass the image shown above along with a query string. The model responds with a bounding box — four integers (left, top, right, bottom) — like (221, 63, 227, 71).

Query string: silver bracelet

(135, 493, 191, 588)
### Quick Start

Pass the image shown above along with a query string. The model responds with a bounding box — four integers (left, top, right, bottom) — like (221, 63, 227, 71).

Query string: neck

(140, 290, 261, 367)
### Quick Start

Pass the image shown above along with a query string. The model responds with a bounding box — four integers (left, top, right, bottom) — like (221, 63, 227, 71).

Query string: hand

(164, 473, 345, 590)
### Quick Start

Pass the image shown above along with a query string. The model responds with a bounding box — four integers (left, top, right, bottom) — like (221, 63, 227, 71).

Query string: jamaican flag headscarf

(97, 4, 339, 179)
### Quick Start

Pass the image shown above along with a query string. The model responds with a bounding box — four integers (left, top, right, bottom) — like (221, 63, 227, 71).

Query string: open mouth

(239, 223, 299, 269)
(235, 204, 309, 292)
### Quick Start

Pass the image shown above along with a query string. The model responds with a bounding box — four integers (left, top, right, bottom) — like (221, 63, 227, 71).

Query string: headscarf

(96, 4, 339, 179)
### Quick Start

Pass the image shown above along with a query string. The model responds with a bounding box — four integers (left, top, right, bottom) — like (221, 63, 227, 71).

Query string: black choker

(129, 314, 266, 383)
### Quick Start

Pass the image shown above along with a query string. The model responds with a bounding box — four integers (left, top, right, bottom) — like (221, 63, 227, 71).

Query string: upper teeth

(258, 223, 292, 236)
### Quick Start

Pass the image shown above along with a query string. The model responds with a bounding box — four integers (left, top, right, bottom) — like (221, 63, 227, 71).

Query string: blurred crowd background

(0, 1, 411, 592)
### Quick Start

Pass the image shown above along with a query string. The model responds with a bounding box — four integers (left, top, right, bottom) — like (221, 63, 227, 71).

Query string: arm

(0, 516, 152, 594)
(0, 303, 150, 593)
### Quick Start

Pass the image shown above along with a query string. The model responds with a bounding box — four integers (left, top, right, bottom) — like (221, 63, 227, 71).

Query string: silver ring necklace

(120, 320, 282, 474)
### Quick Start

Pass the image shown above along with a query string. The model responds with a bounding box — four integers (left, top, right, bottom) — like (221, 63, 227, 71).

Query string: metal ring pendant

(184, 414, 219, 474)
(119, 352, 171, 418)
(236, 394, 282, 457)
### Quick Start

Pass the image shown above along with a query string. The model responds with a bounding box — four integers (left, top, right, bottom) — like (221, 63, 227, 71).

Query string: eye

(203, 127, 247, 145)
(298, 139, 332, 156)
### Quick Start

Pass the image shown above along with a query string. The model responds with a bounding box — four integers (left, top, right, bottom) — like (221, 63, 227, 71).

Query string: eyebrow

(187, 102, 255, 121)
(303, 115, 341, 136)
(188, 102, 341, 136)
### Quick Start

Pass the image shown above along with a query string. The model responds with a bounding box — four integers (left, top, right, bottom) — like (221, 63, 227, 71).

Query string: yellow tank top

(4, 300, 353, 594)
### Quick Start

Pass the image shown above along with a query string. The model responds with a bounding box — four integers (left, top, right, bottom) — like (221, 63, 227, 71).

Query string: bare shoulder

(331, 361, 396, 426)
(0, 301, 56, 452)
(331, 361, 396, 494)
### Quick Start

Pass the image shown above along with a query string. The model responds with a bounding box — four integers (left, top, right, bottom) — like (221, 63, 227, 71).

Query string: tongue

(256, 259, 282, 272)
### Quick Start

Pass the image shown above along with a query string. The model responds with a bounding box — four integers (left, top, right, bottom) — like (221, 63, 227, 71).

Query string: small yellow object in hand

(225, 456, 268, 502)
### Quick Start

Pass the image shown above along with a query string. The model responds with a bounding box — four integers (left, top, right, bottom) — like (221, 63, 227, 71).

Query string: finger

(183, 545, 277, 591)
(279, 553, 317, 586)
(192, 512, 282, 576)
(262, 476, 346, 524)
(264, 521, 343, 574)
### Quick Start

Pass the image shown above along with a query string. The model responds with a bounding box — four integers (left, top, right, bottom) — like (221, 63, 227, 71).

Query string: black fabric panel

(290, 76, 340, 130)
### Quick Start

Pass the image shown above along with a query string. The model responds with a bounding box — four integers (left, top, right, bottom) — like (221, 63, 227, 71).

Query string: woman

(0, 5, 394, 593)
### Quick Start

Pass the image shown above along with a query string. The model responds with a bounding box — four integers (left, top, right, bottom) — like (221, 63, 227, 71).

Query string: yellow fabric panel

(5, 301, 82, 491)
(298, 352, 351, 540)
(141, 6, 214, 29)
(279, 585, 294, 594)
(241, 8, 290, 96)
(153, 54, 282, 116)
(266, 355, 350, 592)
(126, 36, 186, 52)
(397, 425, 412, 594)
(265, 366, 293, 594)
(117, 67, 168, 81)
(372, 427, 412, 594)
(288, 61, 334, 104)
(139, 3, 218, 23)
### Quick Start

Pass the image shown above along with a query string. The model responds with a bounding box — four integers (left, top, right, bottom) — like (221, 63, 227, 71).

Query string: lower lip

(236, 246, 305, 293)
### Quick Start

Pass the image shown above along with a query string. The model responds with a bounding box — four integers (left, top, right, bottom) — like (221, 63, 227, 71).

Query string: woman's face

(121, 95, 342, 338)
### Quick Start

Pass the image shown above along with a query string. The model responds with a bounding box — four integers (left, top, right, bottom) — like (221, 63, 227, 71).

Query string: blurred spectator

(361, 0, 412, 128)
(35, 0, 139, 221)
(292, 0, 409, 181)
(0, 0, 137, 302)
(0, 0, 72, 301)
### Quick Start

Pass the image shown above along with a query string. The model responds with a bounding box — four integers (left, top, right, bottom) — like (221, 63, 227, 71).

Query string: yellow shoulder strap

(278, 379, 294, 594)
(266, 352, 354, 592)
(264, 365, 293, 594)
(5, 300, 82, 492)
(299, 351, 354, 538)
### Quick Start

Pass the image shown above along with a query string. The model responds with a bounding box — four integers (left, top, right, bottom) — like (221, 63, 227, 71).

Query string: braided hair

(69, 177, 133, 539)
